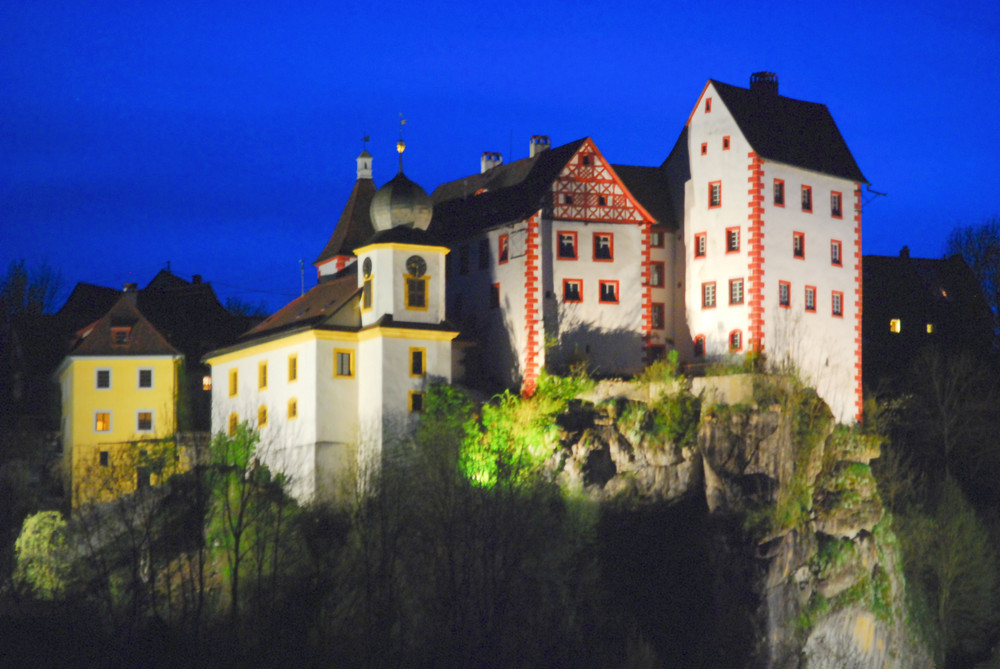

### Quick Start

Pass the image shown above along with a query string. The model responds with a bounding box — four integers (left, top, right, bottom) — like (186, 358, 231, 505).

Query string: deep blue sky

(3, 1, 999, 312)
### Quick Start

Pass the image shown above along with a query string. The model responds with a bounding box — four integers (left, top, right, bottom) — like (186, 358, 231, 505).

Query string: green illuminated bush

(14, 510, 71, 599)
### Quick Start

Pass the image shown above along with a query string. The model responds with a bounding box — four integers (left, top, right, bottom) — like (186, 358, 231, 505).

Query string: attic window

(705, 97, 712, 113)
(722, 136, 730, 150)
(581, 155, 591, 166)
(112, 326, 131, 346)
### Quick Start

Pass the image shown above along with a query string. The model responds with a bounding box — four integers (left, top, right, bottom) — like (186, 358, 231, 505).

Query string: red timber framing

(747, 153, 765, 353)
(641, 222, 653, 360)
(852, 185, 864, 422)
(551, 139, 654, 224)
(522, 213, 541, 397)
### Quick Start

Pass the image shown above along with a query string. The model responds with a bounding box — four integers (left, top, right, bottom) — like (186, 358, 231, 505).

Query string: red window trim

(804, 285, 817, 313)
(774, 178, 785, 207)
(831, 191, 843, 219)
(793, 231, 805, 260)
(801, 185, 813, 213)
(729, 329, 743, 353)
(593, 232, 614, 262)
(722, 136, 730, 150)
(831, 239, 843, 267)
(557, 230, 578, 260)
(651, 302, 665, 329)
(709, 181, 722, 209)
(729, 278, 744, 305)
(693, 335, 705, 358)
(778, 280, 791, 309)
(832, 290, 844, 318)
(498, 234, 509, 265)
(562, 278, 583, 303)
(650, 261, 665, 287)
(700, 142, 707, 155)
(705, 97, 712, 113)
(701, 281, 717, 309)
(725, 226, 740, 254)
(694, 232, 707, 259)
(598, 280, 620, 304)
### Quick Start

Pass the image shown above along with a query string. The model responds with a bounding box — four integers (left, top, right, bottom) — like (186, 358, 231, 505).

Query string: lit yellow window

(229, 369, 238, 397)
(228, 413, 239, 436)
(409, 391, 425, 413)
(258, 362, 268, 389)
(889, 318, 901, 333)
(335, 349, 354, 378)
(95, 412, 111, 432)
(288, 398, 298, 419)
(410, 347, 426, 377)
(926, 323, 934, 334)
(137, 411, 153, 432)
(258, 405, 268, 427)
(405, 276, 429, 310)
(202, 375, 212, 391)
(288, 354, 298, 382)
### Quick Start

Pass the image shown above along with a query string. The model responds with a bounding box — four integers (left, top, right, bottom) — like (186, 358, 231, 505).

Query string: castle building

(206, 142, 457, 501)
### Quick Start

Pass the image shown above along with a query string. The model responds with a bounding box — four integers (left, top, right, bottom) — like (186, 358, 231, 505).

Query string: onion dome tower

(369, 136, 432, 231)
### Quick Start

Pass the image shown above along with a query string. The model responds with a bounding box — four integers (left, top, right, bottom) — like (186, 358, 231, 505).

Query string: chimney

(123, 282, 138, 304)
(900, 246, 910, 258)
(481, 151, 503, 173)
(529, 135, 550, 158)
(750, 71, 779, 96)
(192, 274, 202, 284)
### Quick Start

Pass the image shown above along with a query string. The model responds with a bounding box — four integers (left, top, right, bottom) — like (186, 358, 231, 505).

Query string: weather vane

(362, 135, 369, 150)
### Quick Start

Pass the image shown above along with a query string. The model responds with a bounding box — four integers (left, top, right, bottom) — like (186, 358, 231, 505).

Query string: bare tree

(0, 258, 63, 318)
(946, 218, 1000, 336)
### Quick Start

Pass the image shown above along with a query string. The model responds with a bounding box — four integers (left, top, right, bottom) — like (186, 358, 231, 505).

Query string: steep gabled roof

(429, 138, 588, 239)
(611, 164, 676, 230)
(708, 80, 867, 183)
(239, 269, 361, 342)
(69, 294, 180, 357)
(314, 177, 377, 266)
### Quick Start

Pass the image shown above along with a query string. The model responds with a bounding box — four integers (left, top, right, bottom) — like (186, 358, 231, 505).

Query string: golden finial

(397, 114, 406, 171)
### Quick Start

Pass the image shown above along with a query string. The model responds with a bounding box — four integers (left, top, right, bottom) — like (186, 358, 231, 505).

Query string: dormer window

(581, 155, 592, 166)
(112, 326, 131, 346)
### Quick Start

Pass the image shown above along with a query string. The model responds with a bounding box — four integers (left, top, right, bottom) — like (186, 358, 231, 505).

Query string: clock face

(406, 255, 427, 277)
(362, 257, 372, 277)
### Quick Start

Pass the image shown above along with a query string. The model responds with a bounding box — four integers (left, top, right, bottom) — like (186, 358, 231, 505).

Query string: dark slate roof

(710, 80, 867, 183)
(239, 269, 361, 342)
(429, 138, 588, 241)
(611, 164, 677, 230)
(364, 226, 439, 247)
(56, 283, 121, 329)
(314, 177, 377, 266)
(69, 294, 180, 357)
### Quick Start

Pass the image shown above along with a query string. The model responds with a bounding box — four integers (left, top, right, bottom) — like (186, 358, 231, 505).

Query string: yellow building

(56, 288, 184, 506)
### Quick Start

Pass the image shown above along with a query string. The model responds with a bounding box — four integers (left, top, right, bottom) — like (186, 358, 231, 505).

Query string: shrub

(14, 510, 71, 599)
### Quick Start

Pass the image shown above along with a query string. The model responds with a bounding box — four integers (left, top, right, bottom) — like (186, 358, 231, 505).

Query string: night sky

(3, 1, 998, 312)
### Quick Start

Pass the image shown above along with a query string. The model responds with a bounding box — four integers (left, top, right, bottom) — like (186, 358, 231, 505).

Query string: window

(563, 279, 582, 303)
(779, 281, 791, 308)
(228, 369, 238, 397)
(112, 326, 131, 346)
(557, 231, 578, 260)
(410, 348, 425, 377)
(831, 191, 843, 219)
(490, 283, 500, 308)
(651, 303, 665, 329)
(581, 154, 591, 166)
(890, 318, 901, 333)
(95, 412, 111, 432)
(709, 181, 721, 209)
(288, 398, 298, 419)
(597, 195, 607, 206)
(650, 230, 665, 248)
(599, 280, 619, 304)
(702, 282, 716, 308)
(137, 411, 152, 432)
(774, 179, 785, 207)
(478, 238, 490, 270)
(693, 335, 705, 358)
(729, 278, 744, 305)
(722, 136, 730, 150)
(96, 369, 111, 389)
(228, 413, 238, 436)
(564, 195, 573, 205)
(99, 451, 109, 467)
(705, 97, 712, 112)
(138, 369, 152, 389)
(793, 232, 805, 259)
(801, 185, 812, 212)
(832, 291, 843, 317)
(498, 234, 509, 264)
(700, 142, 707, 155)
(202, 375, 212, 391)
(694, 232, 707, 258)
(335, 349, 354, 378)
(729, 330, 743, 352)
(459, 246, 469, 274)
(406, 277, 428, 309)
(362, 276, 373, 310)
(805, 286, 816, 313)
(926, 323, 935, 334)
(831, 240, 842, 266)
(409, 391, 424, 413)
(288, 355, 297, 382)
(726, 227, 740, 253)
(650, 262, 665, 287)
(593, 233, 614, 261)
(258, 362, 268, 389)
(258, 405, 268, 428)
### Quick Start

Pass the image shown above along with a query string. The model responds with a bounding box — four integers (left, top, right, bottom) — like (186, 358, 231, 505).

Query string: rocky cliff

(556, 374, 932, 668)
